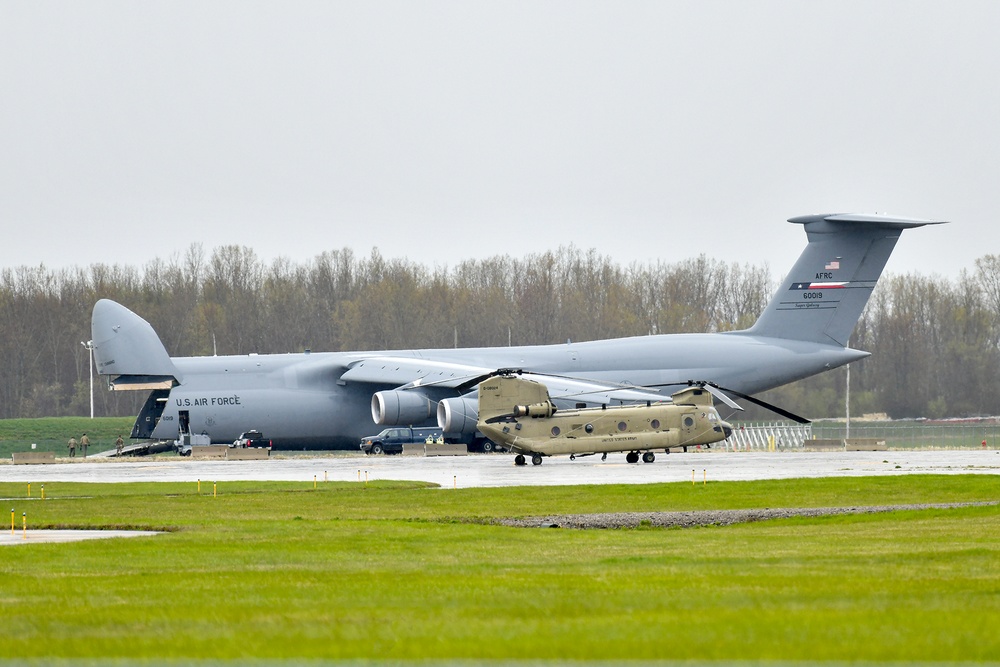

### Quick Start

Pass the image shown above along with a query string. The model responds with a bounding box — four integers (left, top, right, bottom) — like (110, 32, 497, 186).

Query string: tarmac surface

(3, 448, 999, 488)
(4, 449, 997, 544)
(0, 529, 161, 546)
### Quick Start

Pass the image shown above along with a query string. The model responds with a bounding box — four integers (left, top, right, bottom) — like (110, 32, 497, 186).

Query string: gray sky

(2, 1, 995, 279)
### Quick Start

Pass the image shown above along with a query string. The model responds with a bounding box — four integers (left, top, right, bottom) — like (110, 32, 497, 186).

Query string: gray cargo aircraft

(91, 213, 943, 449)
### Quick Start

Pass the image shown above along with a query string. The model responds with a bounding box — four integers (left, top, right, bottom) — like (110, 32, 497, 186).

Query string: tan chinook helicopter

(476, 371, 738, 466)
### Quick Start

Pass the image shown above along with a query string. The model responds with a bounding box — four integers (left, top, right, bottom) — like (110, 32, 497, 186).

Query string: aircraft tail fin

(91, 299, 182, 389)
(737, 213, 945, 347)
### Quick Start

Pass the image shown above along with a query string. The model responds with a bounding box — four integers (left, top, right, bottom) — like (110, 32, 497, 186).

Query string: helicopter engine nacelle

(512, 401, 556, 418)
(371, 390, 434, 426)
(437, 396, 478, 433)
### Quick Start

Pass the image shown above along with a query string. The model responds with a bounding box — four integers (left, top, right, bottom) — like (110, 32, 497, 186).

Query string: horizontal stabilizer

(107, 375, 176, 391)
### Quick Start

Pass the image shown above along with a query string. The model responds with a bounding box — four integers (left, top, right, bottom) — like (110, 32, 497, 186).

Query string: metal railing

(724, 422, 813, 452)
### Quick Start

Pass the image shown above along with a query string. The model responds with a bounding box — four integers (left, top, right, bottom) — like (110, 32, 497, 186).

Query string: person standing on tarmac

(80, 433, 90, 458)
(68, 436, 77, 458)
(116, 435, 124, 457)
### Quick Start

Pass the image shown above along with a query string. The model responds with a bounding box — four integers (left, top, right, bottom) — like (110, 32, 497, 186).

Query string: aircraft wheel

(371, 443, 384, 455)
(531, 454, 543, 466)
(626, 451, 639, 464)
(642, 452, 655, 463)
(481, 440, 494, 453)
(514, 454, 526, 466)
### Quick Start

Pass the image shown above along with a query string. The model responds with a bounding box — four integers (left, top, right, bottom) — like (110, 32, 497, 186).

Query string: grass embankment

(1, 475, 998, 662)
(0, 416, 135, 458)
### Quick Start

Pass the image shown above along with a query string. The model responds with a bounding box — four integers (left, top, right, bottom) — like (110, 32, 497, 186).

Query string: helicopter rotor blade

(641, 380, 809, 424)
(697, 384, 743, 411)
(705, 382, 810, 424)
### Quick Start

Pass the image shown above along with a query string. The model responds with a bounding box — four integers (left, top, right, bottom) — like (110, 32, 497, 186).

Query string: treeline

(1, 245, 998, 420)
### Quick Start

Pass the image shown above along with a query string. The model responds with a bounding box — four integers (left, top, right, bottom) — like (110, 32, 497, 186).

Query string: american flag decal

(825, 260, 840, 270)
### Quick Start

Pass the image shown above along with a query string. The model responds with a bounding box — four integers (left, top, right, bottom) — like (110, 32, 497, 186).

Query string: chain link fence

(725, 420, 1000, 451)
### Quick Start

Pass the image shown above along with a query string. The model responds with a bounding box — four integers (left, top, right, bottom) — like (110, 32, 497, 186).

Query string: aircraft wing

(339, 356, 494, 389)
(341, 357, 671, 402)
(517, 373, 672, 406)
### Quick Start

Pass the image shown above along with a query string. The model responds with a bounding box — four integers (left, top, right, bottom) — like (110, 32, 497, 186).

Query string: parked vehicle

(360, 427, 444, 455)
(233, 430, 270, 448)
(174, 432, 211, 456)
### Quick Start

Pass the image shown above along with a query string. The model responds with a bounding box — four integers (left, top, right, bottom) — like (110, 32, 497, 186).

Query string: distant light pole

(845, 363, 851, 441)
(81, 340, 94, 419)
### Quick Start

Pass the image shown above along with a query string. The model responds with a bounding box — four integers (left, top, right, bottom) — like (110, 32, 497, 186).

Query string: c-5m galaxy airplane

(91, 213, 943, 451)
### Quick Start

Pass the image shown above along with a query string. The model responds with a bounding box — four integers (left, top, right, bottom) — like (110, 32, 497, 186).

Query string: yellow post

(357, 470, 361, 482)
(324, 471, 328, 483)
(27, 483, 30, 498)
(198, 479, 201, 494)
(364, 471, 368, 486)
(453, 475, 456, 489)
(41, 485, 45, 500)
(22, 512, 26, 540)
(703, 469, 706, 486)
(313, 475, 317, 489)
(691, 469, 695, 485)
(213, 481, 217, 498)
(10, 508, 13, 535)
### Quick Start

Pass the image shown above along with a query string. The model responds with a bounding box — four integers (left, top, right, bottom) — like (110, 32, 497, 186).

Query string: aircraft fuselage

(140, 332, 864, 448)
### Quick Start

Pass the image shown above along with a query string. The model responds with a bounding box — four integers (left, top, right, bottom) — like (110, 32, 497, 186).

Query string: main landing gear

(625, 451, 656, 464)
(514, 454, 544, 466)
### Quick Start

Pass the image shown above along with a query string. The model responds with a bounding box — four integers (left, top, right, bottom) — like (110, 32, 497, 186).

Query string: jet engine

(437, 396, 478, 434)
(371, 390, 434, 426)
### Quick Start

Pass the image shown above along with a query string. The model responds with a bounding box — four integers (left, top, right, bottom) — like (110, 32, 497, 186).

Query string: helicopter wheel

(531, 454, 543, 466)
(514, 454, 526, 466)
(642, 451, 655, 463)
(626, 451, 639, 464)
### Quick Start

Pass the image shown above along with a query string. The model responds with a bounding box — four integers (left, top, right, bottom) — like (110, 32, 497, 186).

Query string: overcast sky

(1, 1, 995, 280)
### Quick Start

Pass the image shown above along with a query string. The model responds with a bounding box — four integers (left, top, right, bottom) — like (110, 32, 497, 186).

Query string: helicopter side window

(551, 426, 560, 436)
(651, 419, 660, 430)
(617, 421, 627, 432)
(683, 416, 695, 427)
(585, 423, 594, 433)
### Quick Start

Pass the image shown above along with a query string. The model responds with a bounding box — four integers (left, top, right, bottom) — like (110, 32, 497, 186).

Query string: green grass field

(1, 475, 998, 663)
(0, 416, 136, 458)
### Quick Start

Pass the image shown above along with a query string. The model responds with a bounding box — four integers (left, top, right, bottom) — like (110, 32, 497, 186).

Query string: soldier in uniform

(68, 436, 77, 458)
(115, 435, 124, 457)
(80, 433, 90, 458)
